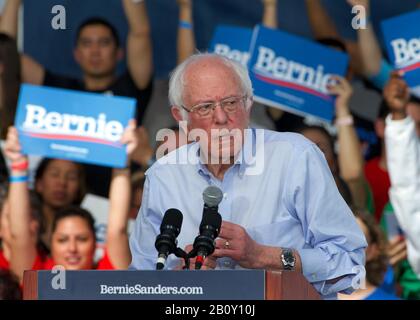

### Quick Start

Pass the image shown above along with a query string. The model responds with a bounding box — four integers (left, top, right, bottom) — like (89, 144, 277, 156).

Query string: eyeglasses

(181, 95, 248, 118)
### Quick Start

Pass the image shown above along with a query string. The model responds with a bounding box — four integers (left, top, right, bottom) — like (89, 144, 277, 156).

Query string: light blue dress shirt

(129, 128, 367, 299)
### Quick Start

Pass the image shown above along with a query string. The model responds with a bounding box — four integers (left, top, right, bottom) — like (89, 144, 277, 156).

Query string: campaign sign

(15, 84, 135, 168)
(209, 24, 253, 67)
(382, 10, 420, 97)
(248, 25, 349, 122)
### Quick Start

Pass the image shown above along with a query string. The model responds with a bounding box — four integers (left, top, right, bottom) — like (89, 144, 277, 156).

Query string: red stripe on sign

(255, 73, 332, 101)
(24, 132, 122, 148)
(400, 61, 420, 73)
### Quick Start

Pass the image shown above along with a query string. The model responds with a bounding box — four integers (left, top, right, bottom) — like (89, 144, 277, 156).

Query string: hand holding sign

(4, 127, 27, 165)
(327, 76, 353, 118)
(120, 119, 138, 164)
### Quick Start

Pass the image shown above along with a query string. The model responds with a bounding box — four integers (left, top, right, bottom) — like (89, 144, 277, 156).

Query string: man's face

(74, 24, 120, 78)
(173, 59, 251, 163)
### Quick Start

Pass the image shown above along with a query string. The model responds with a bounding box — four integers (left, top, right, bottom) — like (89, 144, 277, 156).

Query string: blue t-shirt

(365, 287, 401, 300)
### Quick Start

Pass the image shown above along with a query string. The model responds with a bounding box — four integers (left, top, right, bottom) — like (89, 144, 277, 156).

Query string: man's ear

(171, 106, 184, 123)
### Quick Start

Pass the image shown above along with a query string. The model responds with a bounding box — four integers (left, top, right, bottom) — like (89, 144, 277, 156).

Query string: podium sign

(24, 269, 321, 300)
(28, 270, 265, 300)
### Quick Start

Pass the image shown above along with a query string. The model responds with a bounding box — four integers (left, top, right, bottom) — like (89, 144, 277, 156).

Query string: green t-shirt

(380, 202, 420, 300)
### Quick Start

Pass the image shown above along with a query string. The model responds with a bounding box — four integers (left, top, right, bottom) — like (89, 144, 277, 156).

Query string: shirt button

(223, 193, 228, 199)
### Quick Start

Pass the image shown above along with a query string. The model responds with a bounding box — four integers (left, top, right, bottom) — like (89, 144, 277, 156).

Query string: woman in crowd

(3, 121, 137, 282)
(339, 210, 400, 300)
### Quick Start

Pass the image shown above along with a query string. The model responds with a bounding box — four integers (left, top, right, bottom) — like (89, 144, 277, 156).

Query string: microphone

(193, 186, 223, 270)
(155, 208, 183, 270)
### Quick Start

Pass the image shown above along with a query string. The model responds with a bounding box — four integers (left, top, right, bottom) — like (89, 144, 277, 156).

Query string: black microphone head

(200, 210, 222, 232)
(161, 208, 183, 236)
(203, 186, 223, 208)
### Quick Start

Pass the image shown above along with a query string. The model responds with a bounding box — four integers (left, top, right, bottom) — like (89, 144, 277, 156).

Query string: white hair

(168, 53, 254, 118)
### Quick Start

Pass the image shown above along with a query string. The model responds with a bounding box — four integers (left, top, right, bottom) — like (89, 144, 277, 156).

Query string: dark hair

(35, 158, 86, 205)
(297, 125, 336, 156)
(0, 270, 22, 300)
(334, 175, 353, 208)
(76, 17, 120, 48)
(317, 37, 347, 53)
(409, 95, 420, 105)
(377, 100, 390, 120)
(0, 182, 7, 214)
(0, 33, 21, 140)
(353, 210, 388, 287)
(52, 206, 96, 239)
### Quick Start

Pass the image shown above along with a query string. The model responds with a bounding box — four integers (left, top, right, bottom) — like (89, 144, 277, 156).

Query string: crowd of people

(0, 0, 419, 300)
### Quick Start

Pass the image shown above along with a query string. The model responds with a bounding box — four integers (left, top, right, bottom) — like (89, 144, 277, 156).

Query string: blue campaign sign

(381, 10, 420, 97)
(14, 84, 135, 168)
(248, 25, 349, 122)
(209, 25, 253, 67)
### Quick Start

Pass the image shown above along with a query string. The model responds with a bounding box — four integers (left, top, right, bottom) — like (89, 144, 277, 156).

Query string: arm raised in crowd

(4, 127, 37, 282)
(347, 0, 382, 77)
(106, 120, 138, 269)
(0, 0, 45, 85)
(384, 72, 420, 276)
(329, 76, 367, 208)
(122, 0, 153, 90)
(262, 0, 284, 122)
(177, 0, 195, 65)
(304, 0, 364, 77)
(0, 0, 20, 38)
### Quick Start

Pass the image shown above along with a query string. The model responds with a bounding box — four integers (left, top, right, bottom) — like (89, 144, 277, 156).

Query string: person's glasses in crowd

(181, 95, 248, 118)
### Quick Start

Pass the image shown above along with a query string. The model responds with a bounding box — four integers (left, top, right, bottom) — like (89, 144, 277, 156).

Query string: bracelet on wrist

(11, 160, 29, 171)
(335, 115, 354, 127)
(9, 175, 29, 184)
(179, 20, 192, 29)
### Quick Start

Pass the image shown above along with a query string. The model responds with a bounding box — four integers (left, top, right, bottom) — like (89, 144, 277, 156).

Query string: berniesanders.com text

(100, 284, 204, 295)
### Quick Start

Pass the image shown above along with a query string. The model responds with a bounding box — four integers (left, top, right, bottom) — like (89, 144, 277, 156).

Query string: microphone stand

(174, 247, 190, 270)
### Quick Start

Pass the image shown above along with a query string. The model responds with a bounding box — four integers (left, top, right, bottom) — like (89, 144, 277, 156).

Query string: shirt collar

(195, 128, 256, 179)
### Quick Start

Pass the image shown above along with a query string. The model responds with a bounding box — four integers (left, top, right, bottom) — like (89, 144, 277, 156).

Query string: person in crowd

(0, 33, 20, 140)
(299, 75, 369, 211)
(338, 210, 400, 300)
(3, 120, 137, 282)
(129, 53, 367, 300)
(0, 182, 44, 272)
(0, 0, 153, 197)
(383, 72, 420, 281)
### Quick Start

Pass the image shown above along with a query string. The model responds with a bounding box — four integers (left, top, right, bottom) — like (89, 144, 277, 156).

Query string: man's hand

(383, 71, 410, 120)
(213, 221, 263, 269)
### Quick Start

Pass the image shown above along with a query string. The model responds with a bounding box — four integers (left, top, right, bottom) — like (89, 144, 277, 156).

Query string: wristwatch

(281, 248, 295, 271)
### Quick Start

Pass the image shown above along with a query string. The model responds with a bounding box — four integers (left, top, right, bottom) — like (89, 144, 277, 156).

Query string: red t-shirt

(0, 250, 9, 270)
(364, 157, 391, 222)
(32, 250, 115, 270)
(0, 249, 48, 271)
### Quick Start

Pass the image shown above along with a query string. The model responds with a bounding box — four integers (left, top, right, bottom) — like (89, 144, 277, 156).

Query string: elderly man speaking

(129, 53, 367, 299)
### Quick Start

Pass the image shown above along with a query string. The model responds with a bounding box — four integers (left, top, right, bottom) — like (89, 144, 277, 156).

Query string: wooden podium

(23, 269, 320, 300)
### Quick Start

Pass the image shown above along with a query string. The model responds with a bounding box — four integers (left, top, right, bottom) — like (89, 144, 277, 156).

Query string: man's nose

(213, 104, 228, 124)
